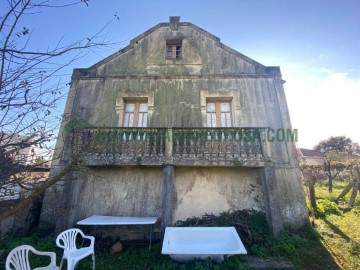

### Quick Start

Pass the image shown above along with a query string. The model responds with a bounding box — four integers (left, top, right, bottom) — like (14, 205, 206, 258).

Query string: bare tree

(0, 0, 117, 221)
(348, 166, 360, 207)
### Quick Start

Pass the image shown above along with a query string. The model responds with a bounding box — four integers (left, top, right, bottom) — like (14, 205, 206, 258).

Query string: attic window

(166, 40, 182, 59)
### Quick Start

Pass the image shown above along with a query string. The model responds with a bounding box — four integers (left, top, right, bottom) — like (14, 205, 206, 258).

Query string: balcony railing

(70, 127, 267, 167)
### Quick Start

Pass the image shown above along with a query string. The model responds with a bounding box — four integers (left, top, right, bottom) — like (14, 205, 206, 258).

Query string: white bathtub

(161, 227, 247, 262)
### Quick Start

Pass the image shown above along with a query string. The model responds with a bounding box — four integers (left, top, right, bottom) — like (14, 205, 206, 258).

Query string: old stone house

(299, 148, 325, 165)
(40, 17, 308, 236)
(0, 134, 39, 166)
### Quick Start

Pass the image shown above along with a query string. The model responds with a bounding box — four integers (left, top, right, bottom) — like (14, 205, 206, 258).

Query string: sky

(16, 0, 360, 149)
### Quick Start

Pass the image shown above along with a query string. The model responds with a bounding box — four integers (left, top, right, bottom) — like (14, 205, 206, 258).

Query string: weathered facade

(40, 17, 308, 235)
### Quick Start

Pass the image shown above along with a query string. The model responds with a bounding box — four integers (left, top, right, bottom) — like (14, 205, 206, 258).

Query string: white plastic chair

(6, 244, 59, 270)
(56, 228, 95, 270)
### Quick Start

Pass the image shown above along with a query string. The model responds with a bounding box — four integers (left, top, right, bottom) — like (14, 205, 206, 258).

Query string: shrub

(314, 199, 342, 218)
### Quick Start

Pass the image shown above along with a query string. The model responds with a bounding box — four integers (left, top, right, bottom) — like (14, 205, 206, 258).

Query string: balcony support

(260, 166, 284, 236)
(161, 164, 174, 234)
(54, 171, 74, 235)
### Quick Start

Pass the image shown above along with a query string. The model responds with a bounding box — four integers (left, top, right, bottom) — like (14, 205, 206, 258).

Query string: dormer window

(166, 40, 182, 59)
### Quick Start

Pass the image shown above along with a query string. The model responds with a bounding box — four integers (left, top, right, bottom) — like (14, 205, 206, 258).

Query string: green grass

(0, 234, 250, 270)
(310, 182, 360, 270)
(0, 181, 359, 269)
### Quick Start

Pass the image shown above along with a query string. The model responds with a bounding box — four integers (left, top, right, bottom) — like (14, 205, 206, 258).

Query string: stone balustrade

(70, 127, 267, 167)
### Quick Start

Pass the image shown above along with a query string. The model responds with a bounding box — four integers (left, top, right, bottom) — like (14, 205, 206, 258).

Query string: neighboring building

(299, 148, 325, 165)
(0, 134, 39, 166)
(40, 17, 308, 235)
(0, 133, 49, 237)
(0, 133, 41, 201)
(0, 133, 48, 200)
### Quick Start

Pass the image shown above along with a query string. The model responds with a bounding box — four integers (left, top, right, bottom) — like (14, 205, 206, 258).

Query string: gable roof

(299, 148, 324, 157)
(78, 16, 280, 76)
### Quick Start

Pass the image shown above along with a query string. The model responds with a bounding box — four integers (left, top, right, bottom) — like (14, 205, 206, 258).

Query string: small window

(123, 101, 148, 127)
(166, 40, 182, 59)
(206, 100, 232, 127)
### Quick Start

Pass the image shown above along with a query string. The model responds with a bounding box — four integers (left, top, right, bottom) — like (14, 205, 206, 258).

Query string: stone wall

(47, 166, 264, 232)
(65, 167, 163, 227)
(173, 167, 264, 222)
(0, 200, 16, 238)
(0, 195, 43, 237)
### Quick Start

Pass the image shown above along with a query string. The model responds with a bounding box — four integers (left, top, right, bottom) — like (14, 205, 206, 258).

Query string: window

(206, 101, 232, 127)
(166, 40, 182, 59)
(123, 101, 148, 127)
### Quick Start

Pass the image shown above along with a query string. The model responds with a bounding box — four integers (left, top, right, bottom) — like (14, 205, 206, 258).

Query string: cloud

(282, 65, 360, 148)
(317, 67, 334, 74)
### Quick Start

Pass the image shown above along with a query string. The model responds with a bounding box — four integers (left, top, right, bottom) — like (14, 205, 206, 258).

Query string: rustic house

(299, 148, 325, 165)
(0, 134, 39, 166)
(40, 17, 308, 235)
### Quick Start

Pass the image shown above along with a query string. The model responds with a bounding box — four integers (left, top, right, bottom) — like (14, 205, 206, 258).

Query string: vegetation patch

(314, 198, 343, 218)
(174, 210, 270, 247)
(1, 182, 359, 269)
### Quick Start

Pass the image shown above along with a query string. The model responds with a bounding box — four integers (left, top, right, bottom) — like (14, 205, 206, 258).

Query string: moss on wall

(173, 167, 264, 222)
(69, 167, 163, 225)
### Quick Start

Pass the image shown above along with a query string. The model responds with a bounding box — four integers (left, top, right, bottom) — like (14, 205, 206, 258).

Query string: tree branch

(0, 162, 76, 221)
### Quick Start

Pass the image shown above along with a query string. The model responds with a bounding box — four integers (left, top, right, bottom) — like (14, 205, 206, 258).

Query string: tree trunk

(309, 174, 317, 209)
(336, 181, 354, 202)
(328, 175, 333, 193)
(348, 167, 360, 208)
(325, 160, 333, 193)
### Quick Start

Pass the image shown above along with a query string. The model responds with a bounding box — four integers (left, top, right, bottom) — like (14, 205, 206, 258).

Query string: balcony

(70, 127, 268, 167)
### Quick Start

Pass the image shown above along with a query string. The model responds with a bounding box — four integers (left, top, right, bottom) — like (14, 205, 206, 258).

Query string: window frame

(123, 99, 148, 128)
(206, 99, 232, 128)
(116, 94, 154, 128)
(165, 39, 182, 60)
